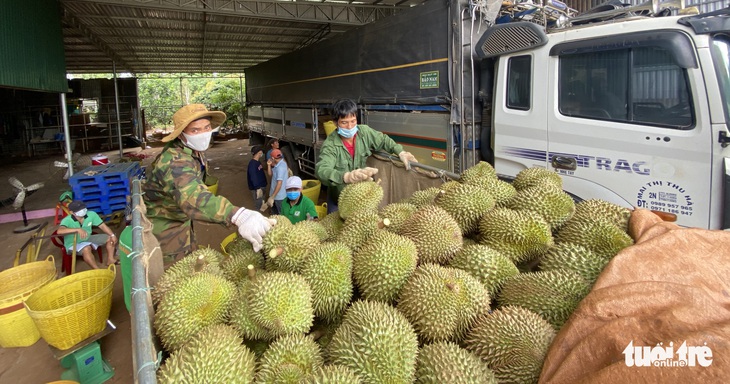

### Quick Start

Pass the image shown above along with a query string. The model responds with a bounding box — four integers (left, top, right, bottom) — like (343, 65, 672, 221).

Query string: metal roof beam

(70, 25, 344, 39)
(61, 0, 402, 25)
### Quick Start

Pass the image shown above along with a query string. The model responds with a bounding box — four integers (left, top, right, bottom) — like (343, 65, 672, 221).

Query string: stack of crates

(69, 162, 143, 217)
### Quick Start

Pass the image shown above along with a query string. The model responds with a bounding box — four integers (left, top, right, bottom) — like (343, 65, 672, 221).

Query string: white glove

(231, 208, 276, 252)
(343, 167, 379, 183)
(256, 189, 263, 199)
(398, 151, 417, 170)
(266, 196, 275, 207)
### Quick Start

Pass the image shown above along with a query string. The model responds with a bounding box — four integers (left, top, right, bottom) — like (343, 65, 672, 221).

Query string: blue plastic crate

(69, 162, 141, 189)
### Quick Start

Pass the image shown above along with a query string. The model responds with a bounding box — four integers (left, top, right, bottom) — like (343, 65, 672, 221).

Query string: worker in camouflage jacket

(144, 104, 276, 264)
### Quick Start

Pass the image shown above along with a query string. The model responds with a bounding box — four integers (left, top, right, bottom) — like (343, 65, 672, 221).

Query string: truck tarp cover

(245, 0, 450, 105)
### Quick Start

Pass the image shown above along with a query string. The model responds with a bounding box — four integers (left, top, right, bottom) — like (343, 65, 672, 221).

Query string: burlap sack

(539, 208, 730, 383)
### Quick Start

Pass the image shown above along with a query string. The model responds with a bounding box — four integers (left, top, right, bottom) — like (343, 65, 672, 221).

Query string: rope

(131, 286, 153, 297)
(136, 350, 162, 377)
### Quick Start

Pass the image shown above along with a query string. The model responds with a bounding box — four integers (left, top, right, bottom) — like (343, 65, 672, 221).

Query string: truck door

(546, 30, 712, 228)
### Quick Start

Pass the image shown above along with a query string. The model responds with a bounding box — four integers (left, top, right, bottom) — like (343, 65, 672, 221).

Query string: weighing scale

(49, 320, 116, 384)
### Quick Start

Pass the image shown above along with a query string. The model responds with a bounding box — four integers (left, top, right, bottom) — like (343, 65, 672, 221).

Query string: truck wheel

(281, 145, 300, 177)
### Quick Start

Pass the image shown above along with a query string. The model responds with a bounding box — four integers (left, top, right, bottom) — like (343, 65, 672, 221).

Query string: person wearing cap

(247, 145, 267, 211)
(266, 148, 288, 214)
(315, 98, 418, 213)
(143, 104, 276, 264)
(57, 200, 118, 269)
(281, 176, 318, 224)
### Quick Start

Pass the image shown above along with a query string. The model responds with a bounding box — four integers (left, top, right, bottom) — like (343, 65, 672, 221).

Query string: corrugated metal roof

(60, 0, 426, 74)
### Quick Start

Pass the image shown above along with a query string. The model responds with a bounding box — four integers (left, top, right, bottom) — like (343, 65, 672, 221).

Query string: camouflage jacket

(143, 139, 237, 225)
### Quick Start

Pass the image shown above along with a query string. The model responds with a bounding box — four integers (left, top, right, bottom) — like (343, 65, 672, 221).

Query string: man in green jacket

(144, 104, 275, 264)
(315, 99, 417, 213)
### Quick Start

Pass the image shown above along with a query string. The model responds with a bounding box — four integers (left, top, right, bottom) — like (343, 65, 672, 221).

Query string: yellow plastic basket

(220, 232, 238, 256)
(302, 179, 321, 204)
(0, 255, 57, 348)
(315, 203, 328, 219)
(24, 265, 115, 350)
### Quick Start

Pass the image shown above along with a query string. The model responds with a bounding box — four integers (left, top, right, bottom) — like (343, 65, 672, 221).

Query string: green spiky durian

(477, 208, 554, 264)
(318, 210, 345, 239)
(263, 221, 320, 272)
(220, 239, 265, 284)
(399, 206, 462, 265)
(397, 264, 490, 343)
(539, 243, 609, 284)
(513, 167, 563, 191)
(415, 341, 497, 384)
(460, 161, 497, 183)
(300, 242, 353, 322)
(572, 199, 632, 231)
(270, 214, 293, 227)
(328, 300, 418, 384)
(506, 185, 575, 231)
(157, 324, 256, 384)
(152, 247, 223, 305)
(302, 365, 362, 384)
(555, 218, 634, 259)
(336, 211, 383, 252)
(497, 270, 590, 329)
(447, 244, 519, 297)
(379, 202, 418, 234)
(338, 181, 384, 219)
(434, 183, 495, 235)
(228, 266, 273, 341)
(256, 334, 324, 384)
(352, 230, 418, 304)
(296, 220, 330, 241)
(408, 187, 441, 208)
(154, 272, 235, 351)
(439, 180, 462, 191)
(464, 306, 555, 384)
(479, 177, 518, 207)
(247, 271, 314, 337)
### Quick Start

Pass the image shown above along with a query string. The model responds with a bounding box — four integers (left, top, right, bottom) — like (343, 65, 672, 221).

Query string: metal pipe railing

(374, 151, 461, 181)
(131, 178, 157, 384)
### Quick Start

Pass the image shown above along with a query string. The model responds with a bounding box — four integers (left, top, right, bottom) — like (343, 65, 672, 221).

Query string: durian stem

(247, 264, 256, 281)
(309, 329, 325, 341)
(268, 247, 284, 259)
(193, 255, 206, 272)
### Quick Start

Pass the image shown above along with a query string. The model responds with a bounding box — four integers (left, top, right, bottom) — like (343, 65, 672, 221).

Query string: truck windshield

(711, 35, 730, 126)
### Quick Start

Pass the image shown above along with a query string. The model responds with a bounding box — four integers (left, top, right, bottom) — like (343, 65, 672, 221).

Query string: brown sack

(539, 208, 730, 383)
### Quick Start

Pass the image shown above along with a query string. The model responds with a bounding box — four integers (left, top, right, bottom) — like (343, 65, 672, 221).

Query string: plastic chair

(50, 229, 104, 275)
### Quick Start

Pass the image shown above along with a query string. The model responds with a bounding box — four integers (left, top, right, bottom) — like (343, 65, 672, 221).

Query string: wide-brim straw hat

(162, 104, 226, 142)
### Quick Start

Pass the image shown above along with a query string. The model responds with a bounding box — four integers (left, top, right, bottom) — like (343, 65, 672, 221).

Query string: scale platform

(49, 320, 116, 384)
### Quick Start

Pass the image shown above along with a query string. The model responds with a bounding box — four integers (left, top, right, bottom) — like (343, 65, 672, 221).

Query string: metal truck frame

(245, 0, 730, 229)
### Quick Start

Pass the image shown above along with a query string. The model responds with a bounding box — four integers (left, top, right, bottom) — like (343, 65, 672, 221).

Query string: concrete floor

(0, 138, 262, 383)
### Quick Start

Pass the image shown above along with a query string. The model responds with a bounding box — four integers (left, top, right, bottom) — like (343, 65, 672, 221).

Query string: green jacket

(143, 140, 236, 231)
(315, 124, 403, 202)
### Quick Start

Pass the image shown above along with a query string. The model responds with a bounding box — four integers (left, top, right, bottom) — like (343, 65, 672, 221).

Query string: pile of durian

(152, 163, 634, 384)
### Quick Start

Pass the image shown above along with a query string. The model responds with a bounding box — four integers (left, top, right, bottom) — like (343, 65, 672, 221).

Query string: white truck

(244, 0, 730, 230)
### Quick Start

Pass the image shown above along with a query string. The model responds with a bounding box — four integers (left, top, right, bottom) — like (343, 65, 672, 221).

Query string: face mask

(182, 131, 212, 151)
(287, 191, 301, 201)
(74, 209, 87, 217)
(337, 125, 358, 139)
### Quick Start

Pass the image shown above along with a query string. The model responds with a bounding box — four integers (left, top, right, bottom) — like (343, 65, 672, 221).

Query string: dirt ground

(0, 138, 276, 383)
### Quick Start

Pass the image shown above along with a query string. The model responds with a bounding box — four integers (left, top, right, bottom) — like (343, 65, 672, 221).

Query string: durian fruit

(447, 244, 519, 297)
(572, 199, 632, 231)
(154, 272, 235, 351)
(464, 306, 556, 384)
(497, 270, 590, 329)
(157, 324, 256, 384)
(263, 222, 320, 272)
(302, 365, 362, 384)
(478, 177, 517, 207)
(220, 239, 265, 285)
(270, 214, 293, 227)
(152, 248, 223, 305)
(434, 183, 495, 235)
(513, 167, 563, 191)
(228, 266, 273, 341)
(336, 211, 383, 252)
(296, 220, 330, 241)
(415, 341, 497, 384)
(399, 206, 463, 265)
(318, 210, 344, 239)
(477, 208, 554, 264)
(439, 180, 463, 192)
(539, 243, 609, 285)
(460, 161, 497, 183)
(338, 180, 384, 219)
(408, 187, 441, 208)
(247, 271, 314, 337)
(379, 202, 418, 234)
(256, 334, 324, 384)
(506, 185, 575, 231)
(352, 230, 418, 304)
(300, 242, 353, 322)
(555, 218, 634, 259)
(397, 263, 490, 343)
(328, 300, 419, 384)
